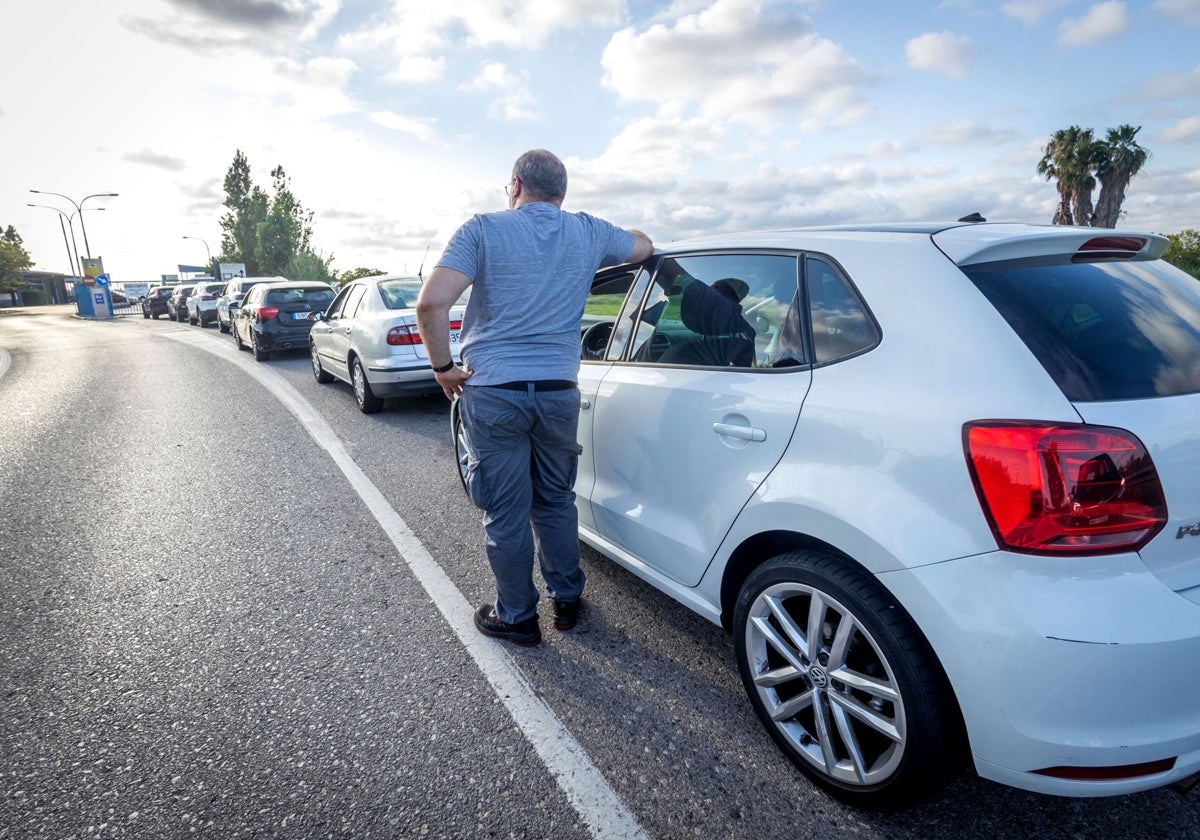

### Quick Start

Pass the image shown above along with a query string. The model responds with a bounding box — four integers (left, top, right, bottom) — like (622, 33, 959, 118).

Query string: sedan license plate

(293, 311, 315, 321)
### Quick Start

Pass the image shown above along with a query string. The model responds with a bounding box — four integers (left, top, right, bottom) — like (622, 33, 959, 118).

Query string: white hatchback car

(452, 221, 1200, 808)
(309, 274, 470, 412)
(185, 281, 226, 327)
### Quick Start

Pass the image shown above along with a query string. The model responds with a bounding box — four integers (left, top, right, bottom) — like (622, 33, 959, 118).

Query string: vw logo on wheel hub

(808, 664, 829, 688)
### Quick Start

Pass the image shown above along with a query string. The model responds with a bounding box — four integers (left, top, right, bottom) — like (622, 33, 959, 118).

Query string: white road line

(0, 347, 10, 381)
(160, 329, 647, 840)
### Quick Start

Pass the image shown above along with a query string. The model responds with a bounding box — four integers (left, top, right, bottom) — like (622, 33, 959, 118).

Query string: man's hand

(435, 365, 474, 400)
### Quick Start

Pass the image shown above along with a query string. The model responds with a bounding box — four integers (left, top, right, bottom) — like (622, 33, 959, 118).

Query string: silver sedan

(309, 274, 469, 413)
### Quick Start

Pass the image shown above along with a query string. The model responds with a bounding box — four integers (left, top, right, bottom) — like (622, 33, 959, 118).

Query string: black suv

(140, 286, 174, 319)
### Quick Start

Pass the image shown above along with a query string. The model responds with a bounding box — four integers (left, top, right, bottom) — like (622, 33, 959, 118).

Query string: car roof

(658, 222, 1170, 266)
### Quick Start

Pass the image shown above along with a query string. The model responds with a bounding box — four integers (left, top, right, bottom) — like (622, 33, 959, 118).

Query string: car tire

(142, 310, 150, 319)
(733, 550, 965, 810)
(218, 318, 229, 334)
(352, 357, 383, 413)
(251, 331, 270, 362)
(153, 313, 161, 320)
(451, 400, 469, 494)
(189, 314, 198, 325)
(233, 324, 246, 352)
(310, 343, 334, 383)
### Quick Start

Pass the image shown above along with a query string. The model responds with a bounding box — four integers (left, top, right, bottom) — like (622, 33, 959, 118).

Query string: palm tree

(1092, 125, 1149, 229)
(1037, 126, 1099, 226)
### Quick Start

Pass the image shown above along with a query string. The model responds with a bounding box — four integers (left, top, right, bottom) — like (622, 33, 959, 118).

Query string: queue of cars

(146, 273, 462, 405)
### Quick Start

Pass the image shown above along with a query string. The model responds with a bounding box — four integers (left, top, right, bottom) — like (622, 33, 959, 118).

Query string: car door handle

(712, 422, 766, 442)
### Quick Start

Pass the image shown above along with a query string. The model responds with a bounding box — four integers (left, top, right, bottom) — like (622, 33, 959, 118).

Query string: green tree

(338, 267, 387, 282)
(1037, 126, 1099, 226)
(1038, 124, 1150, 228)
(1162, 229, 1200, 279)
(285, 250, 337, 285)
(0, 225, 34, 303)
(219, 150, 268, 274)
(1093, 125, 1150, 229)
(255, 165, 314, 276)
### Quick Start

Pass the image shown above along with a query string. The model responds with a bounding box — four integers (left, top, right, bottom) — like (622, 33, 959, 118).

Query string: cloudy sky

(3, 0, 1198, 282)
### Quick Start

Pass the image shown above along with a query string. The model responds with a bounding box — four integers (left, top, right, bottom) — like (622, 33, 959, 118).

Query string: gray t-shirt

(436, 202, 635, 386)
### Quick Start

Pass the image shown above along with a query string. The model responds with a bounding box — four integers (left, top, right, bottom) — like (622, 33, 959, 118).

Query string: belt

(481, 380, 577, 392)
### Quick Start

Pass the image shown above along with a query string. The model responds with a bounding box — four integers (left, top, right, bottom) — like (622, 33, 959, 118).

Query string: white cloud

(905, 32, 973, 78)
(1001, 0, 1071, 25)
(1058, 1, 1130, 47)
(1136, 64, 1200, 99)
(368, 110, 439, 141)
(461, 62, 541, 122)
(1155, 0, 1200, 25)
(1160, 115, 1200, 142)
(924, 119, 1019, 147)
(601, 0, 878, 126)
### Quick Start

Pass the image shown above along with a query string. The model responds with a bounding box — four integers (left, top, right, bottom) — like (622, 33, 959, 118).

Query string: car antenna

(957, 212, 987, 223)
(418, 246, 430, 280)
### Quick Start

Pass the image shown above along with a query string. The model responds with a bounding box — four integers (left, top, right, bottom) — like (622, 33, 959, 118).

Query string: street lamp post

(182, 235, 212, 277)
(27, 203, 105, 277)
(28, 190, 118, 259)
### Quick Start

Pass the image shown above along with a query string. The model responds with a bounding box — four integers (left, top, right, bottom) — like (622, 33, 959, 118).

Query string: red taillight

(965, 422, 1167, 554)
(257, 305, 280, 321)
(387, 325, 422, 346)
(200, 295, 214, 301)
(449, 320, 462, 331)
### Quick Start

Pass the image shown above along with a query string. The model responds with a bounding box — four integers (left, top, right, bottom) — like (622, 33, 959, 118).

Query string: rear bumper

(257, 326, 316, 351)
(882, 551, 1200, 797)
(363, 356, 446, 397)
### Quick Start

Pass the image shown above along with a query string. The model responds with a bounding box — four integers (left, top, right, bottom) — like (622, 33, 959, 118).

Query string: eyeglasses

(504, 177, 520, 197)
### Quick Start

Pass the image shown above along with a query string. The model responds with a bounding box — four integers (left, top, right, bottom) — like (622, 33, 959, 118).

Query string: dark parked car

(140, 286, 174, 319)
(232, 281, 335, 361)
(167, 284, 197, 322)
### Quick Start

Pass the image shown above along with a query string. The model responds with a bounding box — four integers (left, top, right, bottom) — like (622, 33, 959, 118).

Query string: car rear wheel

(218, 317, 229, 334)
(310, 343, 334, 383)
(233, 323, 245, 351)
(142, 309, 150, 319)
(733, 551, 965, 810)
(352, 358, 383, 413)
(251, 331, 270, 361)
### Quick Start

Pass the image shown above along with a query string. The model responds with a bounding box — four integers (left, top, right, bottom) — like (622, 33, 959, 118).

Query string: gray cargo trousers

(458, 382, 586, 625)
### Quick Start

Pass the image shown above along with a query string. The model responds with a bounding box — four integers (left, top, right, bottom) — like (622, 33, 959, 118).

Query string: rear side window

(965, 260, 1200, 401)
(807, 256, 880, 364)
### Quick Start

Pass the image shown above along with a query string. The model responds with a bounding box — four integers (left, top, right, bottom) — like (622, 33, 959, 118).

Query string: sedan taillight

(387, 325, 423, 346)
(964, 422, 1167, 554)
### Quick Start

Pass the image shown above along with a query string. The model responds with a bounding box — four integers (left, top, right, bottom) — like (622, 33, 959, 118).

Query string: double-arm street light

(27, 203, 105, 277)
(29, 189, 118, 260)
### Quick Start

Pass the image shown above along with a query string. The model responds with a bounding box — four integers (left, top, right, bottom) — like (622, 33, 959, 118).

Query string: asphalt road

(1, 307, 1197, 839)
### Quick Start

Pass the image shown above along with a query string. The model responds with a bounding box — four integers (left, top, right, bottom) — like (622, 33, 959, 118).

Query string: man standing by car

(416, 149, 653, 647)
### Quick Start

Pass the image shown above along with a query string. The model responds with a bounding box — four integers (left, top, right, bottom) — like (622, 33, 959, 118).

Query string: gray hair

(513, 149, 567, 202)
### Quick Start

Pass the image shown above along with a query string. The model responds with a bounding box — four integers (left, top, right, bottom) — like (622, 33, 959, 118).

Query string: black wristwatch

(432, 360, 455, 373)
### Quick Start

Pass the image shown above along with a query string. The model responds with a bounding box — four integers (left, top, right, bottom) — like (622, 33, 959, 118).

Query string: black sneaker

(474, 604, 541, 647)
(553, 599, 581, 631)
